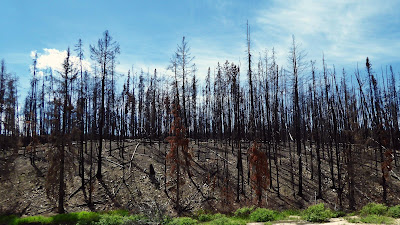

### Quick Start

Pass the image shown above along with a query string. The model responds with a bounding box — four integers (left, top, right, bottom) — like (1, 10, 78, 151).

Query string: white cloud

(254, 0, 400, 69)
(32, 48, 91, 74)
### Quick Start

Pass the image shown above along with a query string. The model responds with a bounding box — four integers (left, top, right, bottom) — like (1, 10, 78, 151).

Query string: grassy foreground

(1, 203, 400, 225)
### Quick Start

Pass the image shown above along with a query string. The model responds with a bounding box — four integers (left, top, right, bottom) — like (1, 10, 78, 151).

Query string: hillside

(1, 138, 400, 217)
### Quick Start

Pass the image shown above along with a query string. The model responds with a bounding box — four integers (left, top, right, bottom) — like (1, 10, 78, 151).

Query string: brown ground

(1, 139, 400, 217)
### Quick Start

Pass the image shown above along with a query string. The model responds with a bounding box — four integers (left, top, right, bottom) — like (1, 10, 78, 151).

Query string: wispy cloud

(254, 0, 400, 69)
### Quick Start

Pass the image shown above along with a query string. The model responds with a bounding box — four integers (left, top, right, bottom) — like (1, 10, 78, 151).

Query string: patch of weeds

(196, 213, 225, 222)
(126, 214, 148, 222)
(94, 211, 147, 225)
(95, 214, 146, 225)
(75, 211, 101, 225)
(388, 205, 400, 218)
(345, 216, 361, 223)
(347, 212, 356, 216)
(301, 203, 333, 222)
(234, 206, 254, 219)
(211, 213, 225, 220)
(360, 215, 394, 224)
(277, 209, 301, 220)
(249, 208, 277, 222)
(95, 215, 125, 225)
(360, 203, 388, 216)
(16, 215, 53, 224)
(167, 217, 198, 225)
(104, 209, 130, 217)
(210, 216, 246, 225)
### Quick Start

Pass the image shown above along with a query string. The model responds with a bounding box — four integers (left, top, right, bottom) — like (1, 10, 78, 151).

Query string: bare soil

(1, 139, 400, 217)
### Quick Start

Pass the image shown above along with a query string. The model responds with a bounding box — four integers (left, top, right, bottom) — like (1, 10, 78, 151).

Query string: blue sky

(1, 0, 400, 96)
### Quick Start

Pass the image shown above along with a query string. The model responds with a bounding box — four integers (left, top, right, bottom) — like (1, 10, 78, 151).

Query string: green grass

(206, 216, 246, 225)
(0, 210, 149, 225)
(167, 217, 198, 225)
(345, 216, 361, 223)
(276, 209, 301, 220)
(3, 203, 400, 225)
(360, 215, 395, 224)
(344, 203, 400, 224)
(101, 209, 130, 217)
(75, 211, 101, 225)
(15, 215, 54, 224)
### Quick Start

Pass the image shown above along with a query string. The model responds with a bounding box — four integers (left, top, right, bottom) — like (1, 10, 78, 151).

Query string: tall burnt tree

(75, 38, 87, 199)
(45, 47, 76, 214)
(90, 30, 120, 179)
(247, 21, 255, 139)
(0, 60, 6, 141)
(176, 36, 194, 134)
(289, 35, 305, 197)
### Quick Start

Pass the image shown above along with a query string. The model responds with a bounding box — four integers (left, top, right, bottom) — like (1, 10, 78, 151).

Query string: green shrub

(211, 213, 225, 220)
(234, 206, 254, 218)
(161, 215, 173, 225)
(249, 208, 277, 222)
(360, 215, 394, 224)
(388, 205, 400, 218)
(211, 216, 245, 225)
(167, 217, 198, 225)
(332, 210, 346, 218)
(301, 203, 333, 222)
(360, 203, 388, 216)
(52, 213, 79, 224)
(197, 214, 213, 222)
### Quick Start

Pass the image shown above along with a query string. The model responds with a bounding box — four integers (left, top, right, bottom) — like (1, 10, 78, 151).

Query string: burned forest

(1, 27, 400, 219)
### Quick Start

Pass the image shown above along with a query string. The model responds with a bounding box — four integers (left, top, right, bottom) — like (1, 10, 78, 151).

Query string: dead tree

(90, 30, 120, 179)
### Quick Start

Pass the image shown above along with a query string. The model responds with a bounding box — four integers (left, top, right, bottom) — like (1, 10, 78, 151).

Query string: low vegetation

(344, 203, 400, 224)
(2, 203, 400, 225)
(388, 205, 400, 218)
(301, 203, 334, 222)
(0, 210, 148, 225)
(249, 208, 277, 222)
(360, 203, 388, 216)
